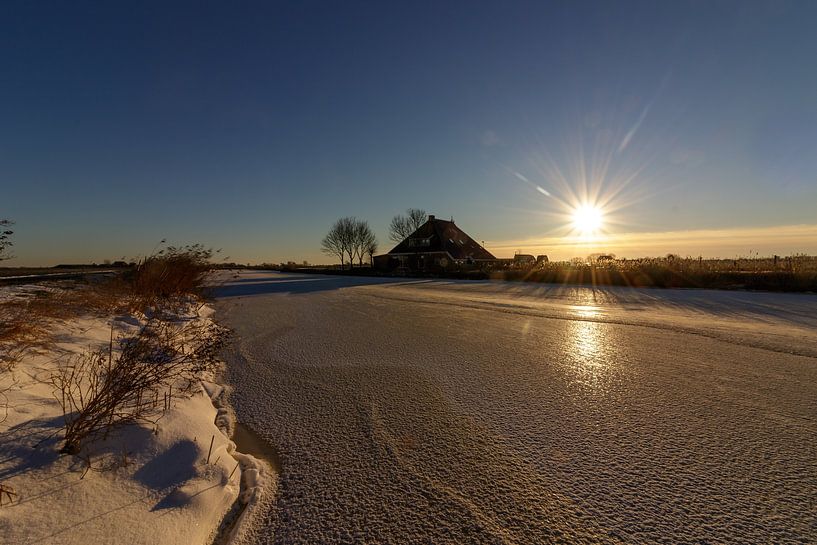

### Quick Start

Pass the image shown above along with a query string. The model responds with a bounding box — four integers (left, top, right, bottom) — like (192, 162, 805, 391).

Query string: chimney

(428, 214, 435, 221)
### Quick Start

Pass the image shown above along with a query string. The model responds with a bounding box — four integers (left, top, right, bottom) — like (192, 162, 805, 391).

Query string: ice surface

(215, 271, 817, 544)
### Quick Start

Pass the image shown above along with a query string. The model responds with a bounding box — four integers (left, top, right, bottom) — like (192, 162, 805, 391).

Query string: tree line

(321, 208, 427, 269)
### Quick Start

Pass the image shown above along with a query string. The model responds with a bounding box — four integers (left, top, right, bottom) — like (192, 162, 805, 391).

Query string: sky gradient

(3, 0, 816, 265)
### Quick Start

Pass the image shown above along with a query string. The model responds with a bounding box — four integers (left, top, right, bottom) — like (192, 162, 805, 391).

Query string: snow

(214, 271, 817, 544)
(0, 286, 271, 545)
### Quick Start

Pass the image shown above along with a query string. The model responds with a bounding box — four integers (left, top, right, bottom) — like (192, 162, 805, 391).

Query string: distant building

(513, 253, 536, 267)
(373, 215, 495, 272)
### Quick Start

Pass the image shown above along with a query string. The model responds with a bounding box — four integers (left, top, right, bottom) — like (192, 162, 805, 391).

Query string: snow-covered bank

(204, 365, 277, 545)
(0, 286, 271, 545)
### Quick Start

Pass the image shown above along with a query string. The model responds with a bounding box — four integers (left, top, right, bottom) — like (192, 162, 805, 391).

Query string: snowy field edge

(0, 287, 272, 545)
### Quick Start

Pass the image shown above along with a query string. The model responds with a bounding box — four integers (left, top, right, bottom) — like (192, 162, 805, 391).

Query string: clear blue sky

(3, 0, 816, 265)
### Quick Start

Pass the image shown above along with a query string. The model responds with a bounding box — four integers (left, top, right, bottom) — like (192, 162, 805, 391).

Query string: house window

(408, 237, 431, 247)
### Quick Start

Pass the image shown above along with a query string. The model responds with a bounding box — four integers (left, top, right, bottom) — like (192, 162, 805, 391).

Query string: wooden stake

(206, 435, 214, 464)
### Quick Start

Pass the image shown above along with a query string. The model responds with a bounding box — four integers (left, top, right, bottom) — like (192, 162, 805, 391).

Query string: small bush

(126, 244, 213, 310)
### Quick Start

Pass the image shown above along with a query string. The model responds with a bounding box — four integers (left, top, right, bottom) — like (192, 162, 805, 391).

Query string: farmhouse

(373, 215, 496, 272)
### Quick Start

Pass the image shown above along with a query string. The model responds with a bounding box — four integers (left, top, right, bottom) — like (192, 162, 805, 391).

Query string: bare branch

(388, 209, 427, 243)
(51, 318, 229, 454)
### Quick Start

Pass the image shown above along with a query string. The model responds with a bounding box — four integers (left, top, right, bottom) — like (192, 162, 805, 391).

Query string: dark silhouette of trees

(354, 220, 377, 266)
(364, 233, 378, 266)
(321, 218, 351, 269)
(0, 219, 13, 261)
(388, 208, 427, 243)
(322, 217, 378, 269)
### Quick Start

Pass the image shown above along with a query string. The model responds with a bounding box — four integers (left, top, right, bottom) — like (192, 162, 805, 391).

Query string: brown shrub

(125, 245, 213, 312)
(52, 317, 228, 454)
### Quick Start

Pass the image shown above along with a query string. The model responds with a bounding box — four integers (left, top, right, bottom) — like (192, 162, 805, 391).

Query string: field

(214, 271, 817, 544)
(273, 254, 817, 292)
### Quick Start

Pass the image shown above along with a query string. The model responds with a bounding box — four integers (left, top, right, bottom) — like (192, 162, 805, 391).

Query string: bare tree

(0, 219, 13, 261)
(322, 218, 378, 269)
(388, 208, 427, 243)
(388, 216, 411, 244)
(321, 218, 350, 269)
(406, 208, 427, 230)
(338, 217, 357, 268)
(353, 221, 377, 267)
(364, 232, 378, 266)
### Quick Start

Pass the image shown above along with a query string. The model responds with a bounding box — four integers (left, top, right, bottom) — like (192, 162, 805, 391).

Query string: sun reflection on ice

(570, 304, 602, 319)
(566, 320, 617, 393)
(573, 321, 601, 360)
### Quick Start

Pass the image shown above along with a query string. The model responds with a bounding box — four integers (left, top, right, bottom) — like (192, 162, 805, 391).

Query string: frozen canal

(214, 271, 817, 544)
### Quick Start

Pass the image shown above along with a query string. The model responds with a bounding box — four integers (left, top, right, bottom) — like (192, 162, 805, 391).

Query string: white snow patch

(0, 286, 272, 545)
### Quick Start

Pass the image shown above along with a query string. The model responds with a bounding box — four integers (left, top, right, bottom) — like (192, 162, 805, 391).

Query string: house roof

(387, 215, 496, 260)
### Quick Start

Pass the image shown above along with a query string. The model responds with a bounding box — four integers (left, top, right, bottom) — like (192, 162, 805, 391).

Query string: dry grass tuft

(0, 282, 130, 370)
(0, 298, 51, 371)
(52, 311, 228, 454)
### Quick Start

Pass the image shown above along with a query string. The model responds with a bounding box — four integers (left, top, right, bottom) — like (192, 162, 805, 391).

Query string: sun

(572, 204, 603, 235)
